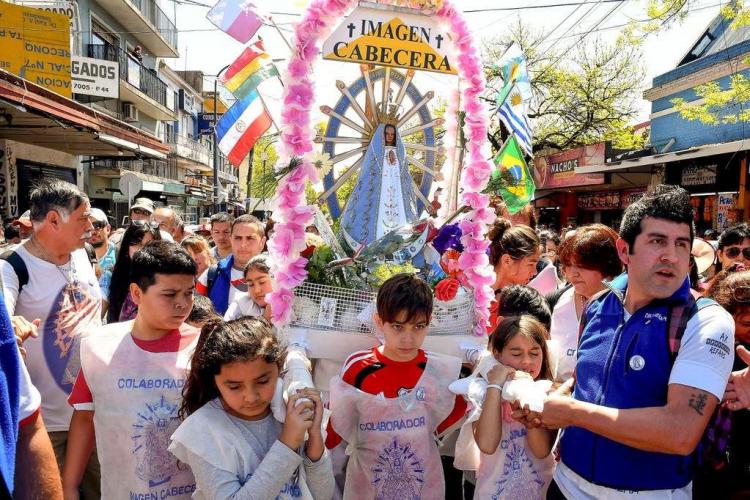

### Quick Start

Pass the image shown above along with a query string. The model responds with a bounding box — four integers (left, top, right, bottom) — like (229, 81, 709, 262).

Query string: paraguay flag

(221, 41, 279, 100)
(216, 91, 272, 166)
(207, 0, 265, 44)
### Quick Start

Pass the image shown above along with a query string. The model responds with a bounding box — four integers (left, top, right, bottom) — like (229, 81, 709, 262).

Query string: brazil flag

(492, 135, 535, 214)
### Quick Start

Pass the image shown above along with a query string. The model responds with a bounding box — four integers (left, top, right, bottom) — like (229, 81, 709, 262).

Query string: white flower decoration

(310, 151, 333, 178)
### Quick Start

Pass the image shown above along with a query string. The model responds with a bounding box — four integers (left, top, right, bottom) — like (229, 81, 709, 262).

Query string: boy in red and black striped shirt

(326, 274, 466, 499)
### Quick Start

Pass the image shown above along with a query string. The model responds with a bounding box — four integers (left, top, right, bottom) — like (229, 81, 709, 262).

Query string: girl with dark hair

(487, 219, 540, 330)
(472, 316, 556, 498)
(717, 223, 750, 272)
(488, 218, 540, 290)
(170, 317, 334, 499)
(106, 222, 161, 322)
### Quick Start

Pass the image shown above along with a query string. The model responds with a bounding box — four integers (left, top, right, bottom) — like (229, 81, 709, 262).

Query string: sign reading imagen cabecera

(0, 2, 71, 97)
(71, 56, 118, 98)
(322, 5, 457, 75)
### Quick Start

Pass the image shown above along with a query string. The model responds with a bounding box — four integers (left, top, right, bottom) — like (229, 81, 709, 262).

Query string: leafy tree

(632, 1, 750, 125)
(484, 21, 646, 153)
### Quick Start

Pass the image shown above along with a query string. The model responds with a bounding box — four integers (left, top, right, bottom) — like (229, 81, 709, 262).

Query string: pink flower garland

(267, 0, 496, 336)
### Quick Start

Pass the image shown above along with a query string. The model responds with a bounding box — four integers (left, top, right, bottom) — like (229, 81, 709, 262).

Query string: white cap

(90, 208, 108, 224)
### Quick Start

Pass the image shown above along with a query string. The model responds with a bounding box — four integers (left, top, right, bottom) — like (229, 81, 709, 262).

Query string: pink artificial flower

(276, 204, 315, 226)
(268, 225, 306, 263)
(462, 191, 489, 209)
(471, 207, 496, 225)
(463, 237, 490, 254)
(284, 84, 314, 109)
(275, 257, 309, 289)
(459, 251, 488, 269)
(459, 220, 483, 238)
(287, 58, 310, 79)
(268, 289, 295, 324)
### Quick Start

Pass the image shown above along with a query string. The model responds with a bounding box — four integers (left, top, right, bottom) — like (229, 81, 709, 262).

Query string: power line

(463, 0, 624, 12)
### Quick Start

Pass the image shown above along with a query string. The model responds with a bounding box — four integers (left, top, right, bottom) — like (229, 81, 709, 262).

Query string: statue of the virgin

(339, 122, 418, 252)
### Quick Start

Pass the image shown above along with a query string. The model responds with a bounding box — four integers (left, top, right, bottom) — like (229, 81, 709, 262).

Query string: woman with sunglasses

(106, 222, 161, 323)
(717, 223, 750, 272)
(694, 270, 750, 498)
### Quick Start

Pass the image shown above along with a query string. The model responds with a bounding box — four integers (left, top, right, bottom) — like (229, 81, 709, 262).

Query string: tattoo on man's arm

(688, 392, 708, 416)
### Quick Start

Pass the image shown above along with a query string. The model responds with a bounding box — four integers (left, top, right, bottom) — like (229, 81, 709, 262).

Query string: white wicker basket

(291, 281, 476, 336)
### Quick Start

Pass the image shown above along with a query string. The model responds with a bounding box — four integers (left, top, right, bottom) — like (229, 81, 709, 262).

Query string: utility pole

(213, 64, 230, 212)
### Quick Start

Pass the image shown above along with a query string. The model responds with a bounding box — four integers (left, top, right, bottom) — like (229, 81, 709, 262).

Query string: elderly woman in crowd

(548, 224, 622, 381)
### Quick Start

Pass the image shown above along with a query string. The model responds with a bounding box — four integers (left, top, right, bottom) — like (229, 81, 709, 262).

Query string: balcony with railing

(94, 0, 178, 57)
(90, 158, 180, 182)
(168, 134, 212, 170)
(88, 43, 174, 120)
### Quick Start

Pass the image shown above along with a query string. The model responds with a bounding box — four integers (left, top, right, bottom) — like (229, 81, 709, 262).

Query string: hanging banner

(0, 2, 72, 97)
(533, 142, 607, 189)
(681, 165, 717, 186)
(322, 5, 457, 75)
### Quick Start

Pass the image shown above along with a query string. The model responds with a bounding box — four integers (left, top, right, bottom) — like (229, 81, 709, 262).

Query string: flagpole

(266, 16, 294, 52)
(256, 92, 282, 134)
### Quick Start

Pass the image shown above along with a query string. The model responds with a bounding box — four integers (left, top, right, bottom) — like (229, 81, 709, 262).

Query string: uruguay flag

(216, 91, 272, 166)
(497, 83, 533, 156)
(207, 0, 264, 44)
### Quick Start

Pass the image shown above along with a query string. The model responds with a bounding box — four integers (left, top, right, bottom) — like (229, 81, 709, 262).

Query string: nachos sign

(322, 5, 457, 75)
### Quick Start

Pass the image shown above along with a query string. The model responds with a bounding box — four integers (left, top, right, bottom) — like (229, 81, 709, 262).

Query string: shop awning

(575, 139, 750, 175)
(0, 70, 169, 158)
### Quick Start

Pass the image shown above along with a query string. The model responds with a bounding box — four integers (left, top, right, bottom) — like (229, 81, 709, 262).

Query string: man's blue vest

(207, 255, 235, 315)
(560, 273, 713, 491)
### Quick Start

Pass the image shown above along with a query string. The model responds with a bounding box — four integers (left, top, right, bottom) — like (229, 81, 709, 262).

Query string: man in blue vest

(533, 185, 735, 498)
(196, 214, 266, 314)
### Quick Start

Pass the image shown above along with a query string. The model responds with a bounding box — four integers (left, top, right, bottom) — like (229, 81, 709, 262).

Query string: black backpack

(0, 243, 98, 294)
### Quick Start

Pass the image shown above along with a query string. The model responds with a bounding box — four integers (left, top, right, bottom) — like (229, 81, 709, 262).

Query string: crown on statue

(377, 103, 402, 125)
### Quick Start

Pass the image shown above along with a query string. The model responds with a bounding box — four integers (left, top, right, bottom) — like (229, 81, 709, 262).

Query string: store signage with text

(71, 56, 118, 98)
(322, 6, 457, 75)
(533, 142, 606, 189)
(16, 0, 80, 55)
(681, 165, 717, 186)
(717, 193, 737, 231)
(0, 2, 72, 97)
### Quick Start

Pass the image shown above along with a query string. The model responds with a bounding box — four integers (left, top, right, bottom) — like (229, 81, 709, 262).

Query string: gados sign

(322, 5, 456, 75)
(71, 56, 119, 99)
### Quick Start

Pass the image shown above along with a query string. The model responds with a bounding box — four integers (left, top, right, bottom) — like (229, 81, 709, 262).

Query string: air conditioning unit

(122, 103, 139, 122)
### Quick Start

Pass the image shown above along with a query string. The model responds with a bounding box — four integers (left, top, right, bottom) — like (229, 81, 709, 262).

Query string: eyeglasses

(131, 208, 151, 216)
(724, 246, 750, 260)
(92, 221, 107, 230)
(131, 220, 159, 229)
(733, 286, 750, 303)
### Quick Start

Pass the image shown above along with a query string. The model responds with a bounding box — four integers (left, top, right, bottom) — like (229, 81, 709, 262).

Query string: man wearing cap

(87, 208, 116, 311)
(11, 210, 33, 241)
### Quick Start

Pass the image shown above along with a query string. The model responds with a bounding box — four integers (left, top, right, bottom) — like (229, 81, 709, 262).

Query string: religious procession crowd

(3, 179, 750, 500)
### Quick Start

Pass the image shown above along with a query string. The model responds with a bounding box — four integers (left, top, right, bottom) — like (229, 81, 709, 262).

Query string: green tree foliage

(634, 1, 750, 125)
(484, 21, 646, 153)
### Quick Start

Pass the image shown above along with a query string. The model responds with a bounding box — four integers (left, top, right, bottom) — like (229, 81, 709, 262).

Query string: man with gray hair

(0, 179, 102, 498)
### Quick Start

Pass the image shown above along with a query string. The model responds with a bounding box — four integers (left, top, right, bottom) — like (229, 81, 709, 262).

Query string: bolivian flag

(492, 135, 535, 214)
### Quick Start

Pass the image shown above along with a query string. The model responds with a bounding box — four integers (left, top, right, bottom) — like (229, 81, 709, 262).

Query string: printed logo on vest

(397, 386, 426, 412)
(131, 394, 186, 488)
(629, 355, 646, 371)
(371, 437, 424, 499)
(493, 433, 545, 499)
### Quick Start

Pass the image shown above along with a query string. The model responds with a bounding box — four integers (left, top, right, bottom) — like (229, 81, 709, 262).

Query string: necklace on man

(30, 237, 82, 305)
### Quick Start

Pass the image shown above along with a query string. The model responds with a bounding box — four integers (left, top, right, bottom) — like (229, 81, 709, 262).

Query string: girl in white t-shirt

(472, 316, 556, 499)
(169, 317, 334, 499)
(224, 254, 274, 321)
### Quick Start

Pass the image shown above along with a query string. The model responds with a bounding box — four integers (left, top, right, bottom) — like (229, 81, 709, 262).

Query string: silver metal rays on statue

(316, 64, 445, 252)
